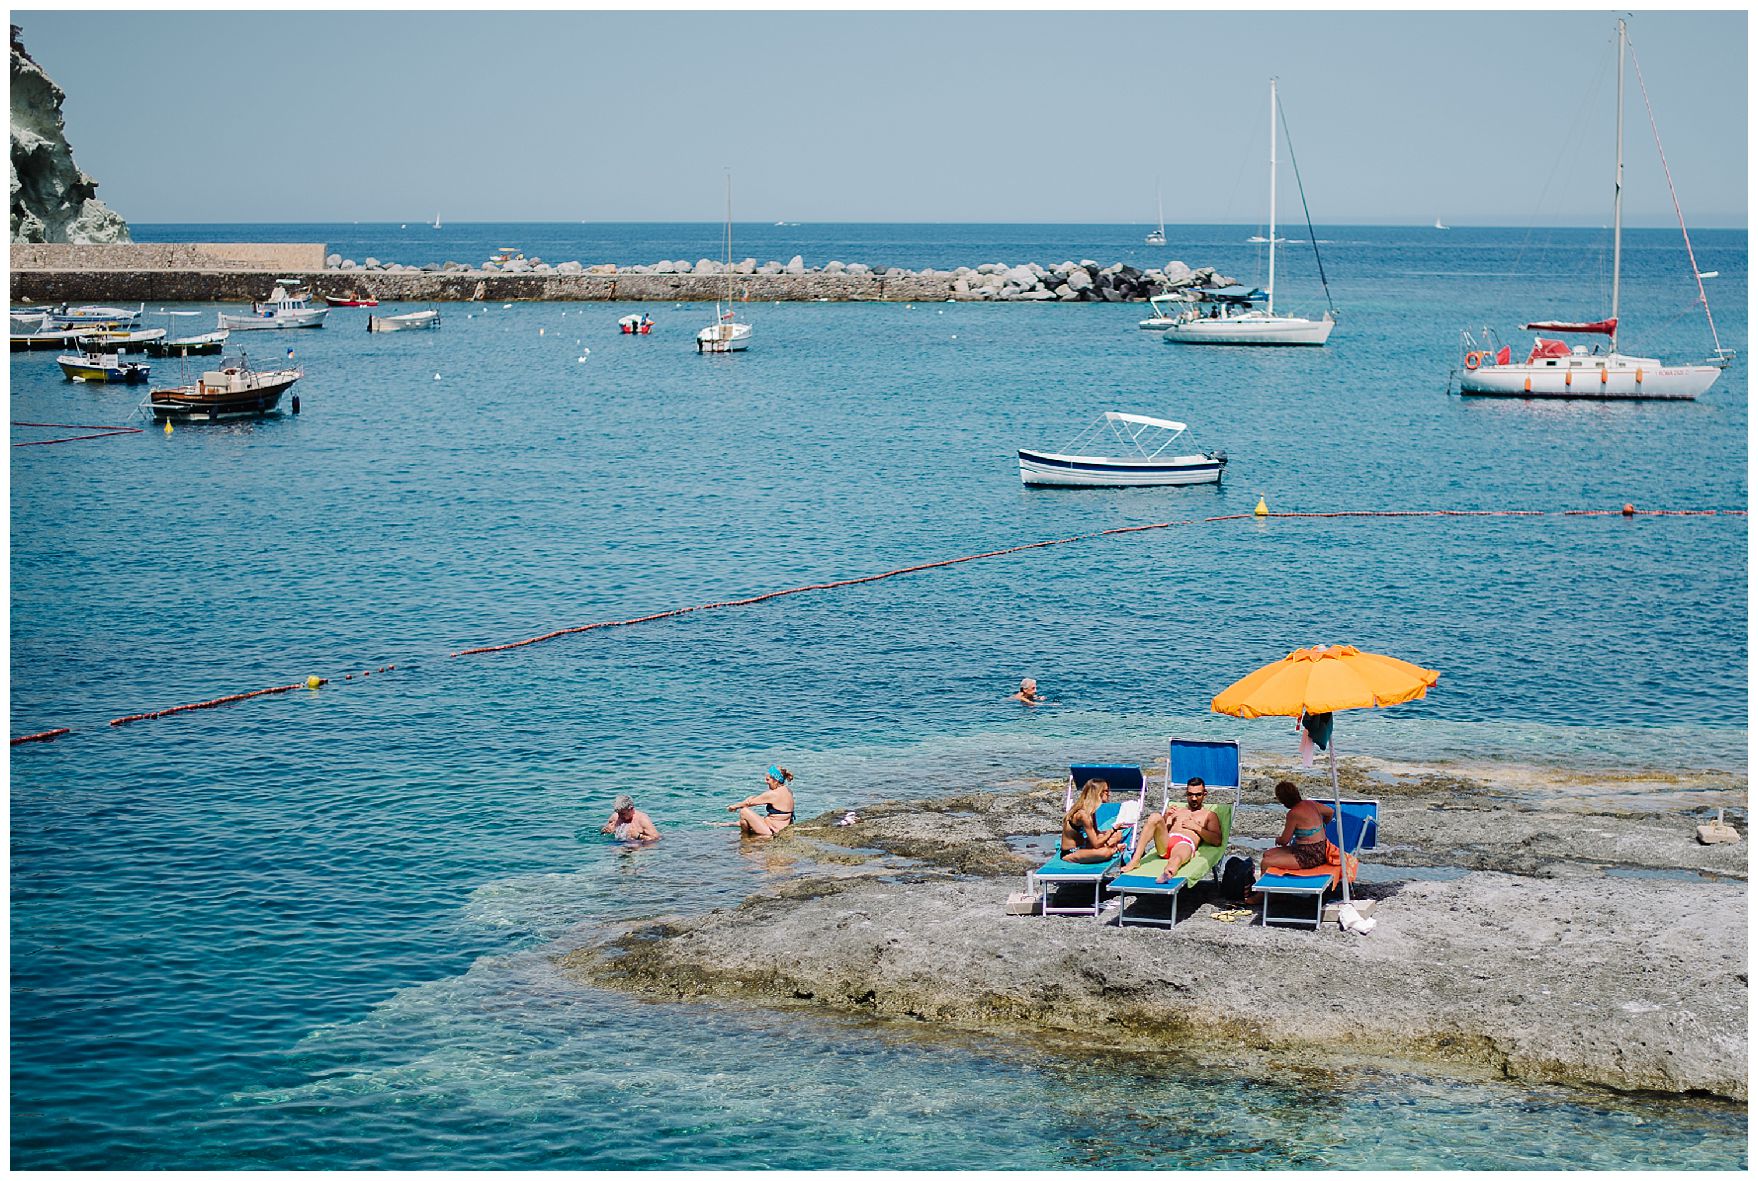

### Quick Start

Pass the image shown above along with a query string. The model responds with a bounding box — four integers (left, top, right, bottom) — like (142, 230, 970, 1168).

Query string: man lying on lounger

(1118, 777, 1223, 883)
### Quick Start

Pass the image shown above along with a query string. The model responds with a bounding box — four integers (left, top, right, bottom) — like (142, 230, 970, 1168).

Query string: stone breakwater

(561, 758, 1748, 1100)
(11, 242, 1238, 304)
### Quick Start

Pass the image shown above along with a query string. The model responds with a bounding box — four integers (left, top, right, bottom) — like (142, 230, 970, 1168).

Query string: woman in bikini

(1059, 778, 1127, 864)
(729, 766, 796, 838)
(1261, 779, 1335, 872)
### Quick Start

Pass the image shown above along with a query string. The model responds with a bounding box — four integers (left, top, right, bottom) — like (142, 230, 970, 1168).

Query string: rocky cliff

(11, 25, 129, 244)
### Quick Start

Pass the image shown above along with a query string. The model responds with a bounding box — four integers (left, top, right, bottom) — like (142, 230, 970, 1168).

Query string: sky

(13, 8, 1749, 227)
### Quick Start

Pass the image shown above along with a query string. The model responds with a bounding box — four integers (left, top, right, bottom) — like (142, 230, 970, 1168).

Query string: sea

(11, 222, 1748, 1169)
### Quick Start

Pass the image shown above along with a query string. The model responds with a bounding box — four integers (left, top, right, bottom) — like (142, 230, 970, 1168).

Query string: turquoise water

(11, 224, 1747, 1168)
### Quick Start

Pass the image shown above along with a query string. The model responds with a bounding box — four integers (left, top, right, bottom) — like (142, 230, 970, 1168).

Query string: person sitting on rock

(1119, 776, 1223, 883)
(728, 766, 795, 838)
(600, 794, 660, 843)
(1261, 779, 1334, 873)
(1060, 778, 1128, 864)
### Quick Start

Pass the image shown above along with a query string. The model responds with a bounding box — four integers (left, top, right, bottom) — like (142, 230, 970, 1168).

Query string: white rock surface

(10, 27, 130, 243)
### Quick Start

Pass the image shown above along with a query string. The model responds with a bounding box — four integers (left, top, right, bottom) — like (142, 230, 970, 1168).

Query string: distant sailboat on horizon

(1434, 217, 1449, 230)
(433, 212, 442, 230)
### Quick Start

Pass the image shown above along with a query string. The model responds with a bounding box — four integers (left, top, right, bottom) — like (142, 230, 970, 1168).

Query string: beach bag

(1219, 854, 1255, 902)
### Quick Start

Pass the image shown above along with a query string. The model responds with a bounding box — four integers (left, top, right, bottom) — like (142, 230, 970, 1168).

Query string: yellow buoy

(164, 420, 173, 435)
(306, 675, 322, 690)
(1254, 496, 1269, 517)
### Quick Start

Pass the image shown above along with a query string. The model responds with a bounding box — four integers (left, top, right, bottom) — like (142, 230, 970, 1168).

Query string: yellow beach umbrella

(1211, 644, 1439, 907)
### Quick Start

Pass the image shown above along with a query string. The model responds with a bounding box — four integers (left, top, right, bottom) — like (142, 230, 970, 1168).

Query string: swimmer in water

(600, 794, 660, 842)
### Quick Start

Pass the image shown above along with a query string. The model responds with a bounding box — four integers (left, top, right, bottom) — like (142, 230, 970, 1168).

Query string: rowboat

(57, 351, 151, 383)
(219, 282, 328, 331)
(367, 309, 441, 332)
(324, 293, 379, 307)
(1018, 412, 1227, 487)
(145, 358, 302, 421)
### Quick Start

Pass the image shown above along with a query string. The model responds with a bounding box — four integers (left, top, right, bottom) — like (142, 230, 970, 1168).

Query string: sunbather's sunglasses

(1185, 788, 1207, 798)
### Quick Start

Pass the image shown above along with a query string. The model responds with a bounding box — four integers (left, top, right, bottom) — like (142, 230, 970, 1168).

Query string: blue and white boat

(1018, 412, 1226, 487)
(50, 302, 143, 328)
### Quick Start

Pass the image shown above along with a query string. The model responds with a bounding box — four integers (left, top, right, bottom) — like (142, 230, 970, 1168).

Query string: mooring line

(12, 506, 1743, 745)
(14, 429, 144, 447)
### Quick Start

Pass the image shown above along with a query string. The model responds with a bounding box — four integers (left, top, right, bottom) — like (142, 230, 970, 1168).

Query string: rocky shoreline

(558, 757, 1748, 1101)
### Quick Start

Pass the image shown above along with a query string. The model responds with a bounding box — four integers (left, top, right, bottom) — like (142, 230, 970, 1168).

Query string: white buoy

(434, 373, 441, 380)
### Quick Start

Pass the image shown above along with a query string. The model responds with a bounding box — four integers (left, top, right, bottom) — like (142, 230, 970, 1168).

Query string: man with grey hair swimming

(600, 794, 660, 842)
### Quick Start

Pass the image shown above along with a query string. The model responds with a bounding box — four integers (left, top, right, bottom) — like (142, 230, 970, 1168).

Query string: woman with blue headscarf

(728, 765, 796, 838)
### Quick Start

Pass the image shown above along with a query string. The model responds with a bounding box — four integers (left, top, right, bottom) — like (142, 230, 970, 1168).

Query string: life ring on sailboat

(1464, 351, 1486, 371)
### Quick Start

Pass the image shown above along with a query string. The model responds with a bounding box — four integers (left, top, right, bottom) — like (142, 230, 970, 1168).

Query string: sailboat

(1163, 79, 1334, 346)
(1145, 188, 1166, 246)
(433, 212, 442, 230)
(696, 174, 752, 354)
(1434, 218, 1450, 230)
(1457, 19, 1728, 400)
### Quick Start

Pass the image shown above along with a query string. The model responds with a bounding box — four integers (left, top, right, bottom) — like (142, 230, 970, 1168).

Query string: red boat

(324, 293, 379, 307)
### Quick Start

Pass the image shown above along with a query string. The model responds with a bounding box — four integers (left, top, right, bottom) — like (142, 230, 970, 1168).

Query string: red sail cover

(1522, 318, 1617, 335)
(1526, 337, 1575, 362)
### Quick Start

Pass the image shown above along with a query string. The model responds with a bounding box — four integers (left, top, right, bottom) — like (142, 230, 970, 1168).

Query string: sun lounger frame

(1255, 798, 1379, 930)
(1107, 738, 1241, 928)
(1029, 764, 1146, 917)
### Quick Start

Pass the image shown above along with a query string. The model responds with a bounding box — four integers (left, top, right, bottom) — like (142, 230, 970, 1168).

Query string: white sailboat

(696, 174, 752, 354)
(1457, 19, 1728, 400)
(1145, 188, 1166, 246)
(1164, 79, 1334, 347)
(433, 212, 442, 230)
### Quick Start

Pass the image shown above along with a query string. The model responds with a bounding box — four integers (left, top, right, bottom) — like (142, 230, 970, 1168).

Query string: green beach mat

(1113, 803, 1233, 887)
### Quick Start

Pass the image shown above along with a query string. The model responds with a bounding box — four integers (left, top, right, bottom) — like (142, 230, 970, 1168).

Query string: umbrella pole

(1330, 740, 1351, 910)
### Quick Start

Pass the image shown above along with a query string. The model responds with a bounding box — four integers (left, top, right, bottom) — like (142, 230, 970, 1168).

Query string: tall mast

(1611, 19, 1625, 353)
(1267, 77, 1278, 316)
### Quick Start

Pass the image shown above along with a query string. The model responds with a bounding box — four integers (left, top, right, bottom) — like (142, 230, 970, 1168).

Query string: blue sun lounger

(1255, 798, 1380, 930)
(1106, 738, 1241, 928)
(1028, 764, 1146, 917)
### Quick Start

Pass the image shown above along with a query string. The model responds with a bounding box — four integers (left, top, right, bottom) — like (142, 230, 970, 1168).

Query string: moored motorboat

(145, 357, 302, 421)
(618, 313, 655, 335)
(50, 302, 143, 328)
(144, 330, 230, 356)
(324, 293, 379, 307)
(219, 281, 328, 331)
(11, 326, 86, 351)
(1456, 20, 1728, 401)
(1018, 412, 1227, 487)
(74, 327, 167, 350)
(57, 351, 151, 383)
(366, 309, 441, 332)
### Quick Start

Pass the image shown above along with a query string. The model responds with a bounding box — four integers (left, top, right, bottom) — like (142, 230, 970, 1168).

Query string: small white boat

(1434, 218, 1450, 230)
(50, 303, 144, 328)
(1138, 292, 1192, 330)
(1018, 412, 1227, 488)
(367, 309, 441, 332)
(1145, 188, 1166, 246)
(219, 281, 328, 331)
(74, 327, 167, 350)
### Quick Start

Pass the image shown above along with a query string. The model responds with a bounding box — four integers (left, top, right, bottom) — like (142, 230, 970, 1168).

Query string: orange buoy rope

(11, 727, 71, 746)
(108, 680, 326, 727)
(10, 508, 1743, 746)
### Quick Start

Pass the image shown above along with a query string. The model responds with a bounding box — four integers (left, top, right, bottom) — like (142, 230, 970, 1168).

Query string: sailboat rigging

(696, 174, 753, 354)
(1163, 78, 1335, 346)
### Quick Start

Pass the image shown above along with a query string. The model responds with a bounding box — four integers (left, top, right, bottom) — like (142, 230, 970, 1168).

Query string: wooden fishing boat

(143, 330, 230, 356)
(145, 358, 302, 421)
(74, 327, 167, 350)
(324, 293, 379, 307)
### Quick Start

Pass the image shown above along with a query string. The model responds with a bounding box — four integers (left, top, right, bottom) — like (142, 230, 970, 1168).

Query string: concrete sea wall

(12, 242, 1233, 304)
